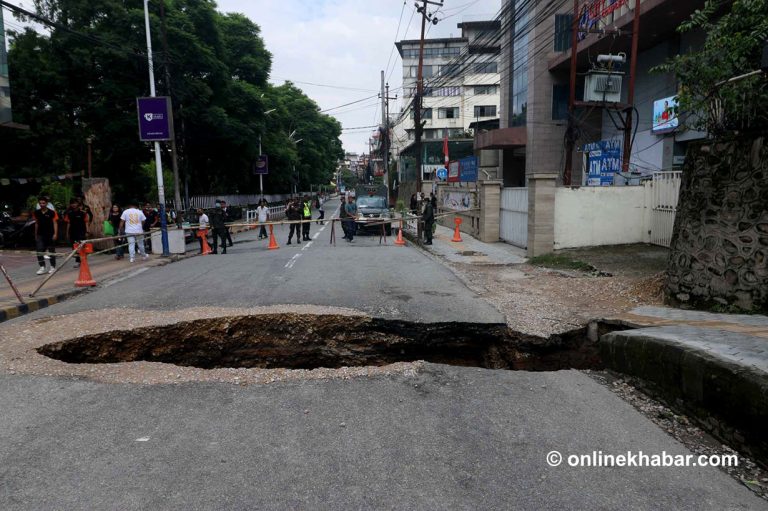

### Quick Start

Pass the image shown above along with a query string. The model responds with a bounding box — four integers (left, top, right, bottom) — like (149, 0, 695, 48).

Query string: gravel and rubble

(587, 369, 768, 502)
(448, 262, 664, 337)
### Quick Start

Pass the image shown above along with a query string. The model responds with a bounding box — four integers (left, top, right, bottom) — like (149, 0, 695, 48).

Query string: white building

(392, 20, 501, 175)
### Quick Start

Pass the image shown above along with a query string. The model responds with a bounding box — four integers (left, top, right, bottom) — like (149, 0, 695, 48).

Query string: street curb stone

(0, 251, 196, 324)
(600, 327, 768, 465)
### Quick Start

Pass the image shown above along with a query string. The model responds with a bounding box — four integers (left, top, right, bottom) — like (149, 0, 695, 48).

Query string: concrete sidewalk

(601, 306, 768, 464)
(415, 223, 527, 265)
(0, 249, 185, 321)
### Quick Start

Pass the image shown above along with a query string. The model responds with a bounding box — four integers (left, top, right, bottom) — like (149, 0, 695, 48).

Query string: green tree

(655, 0, 768, 133)
(0, 0, 343, 205)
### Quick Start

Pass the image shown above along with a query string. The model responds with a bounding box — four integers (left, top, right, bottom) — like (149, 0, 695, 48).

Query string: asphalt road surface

(18, 198, 502, 324)
(1, 198, 764, 509)
(1, 367, 764, 510)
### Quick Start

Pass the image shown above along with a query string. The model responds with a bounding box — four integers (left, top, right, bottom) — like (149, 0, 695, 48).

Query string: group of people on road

(195, 200, 236, 254)
(33, 195, 96, 275)
(285, 195, 324, 245)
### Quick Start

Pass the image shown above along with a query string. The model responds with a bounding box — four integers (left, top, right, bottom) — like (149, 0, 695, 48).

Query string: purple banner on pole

(253, 155, 269, 175)
(137, 96, 172, 141)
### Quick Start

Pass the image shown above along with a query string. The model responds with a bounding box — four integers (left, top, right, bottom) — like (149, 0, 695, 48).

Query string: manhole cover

(37, 314, 601, 372)
(459, 250, 487, 257)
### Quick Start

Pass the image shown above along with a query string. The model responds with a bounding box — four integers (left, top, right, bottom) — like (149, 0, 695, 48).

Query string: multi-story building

(474, 0, 711, 254)
(392, 20, 501, 183)
(0, 7, 12, 125)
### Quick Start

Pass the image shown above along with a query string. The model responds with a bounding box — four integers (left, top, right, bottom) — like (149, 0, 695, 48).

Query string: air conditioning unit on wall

(583, 71, 623, 103)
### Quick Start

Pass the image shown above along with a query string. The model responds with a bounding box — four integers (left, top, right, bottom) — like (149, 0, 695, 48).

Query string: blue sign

(436, 167, 448, 181)
(253, 155, 269, 175)
(459, 156, 478, 182)
(137, 97, 172, 141)
(583, 139, 621, 186)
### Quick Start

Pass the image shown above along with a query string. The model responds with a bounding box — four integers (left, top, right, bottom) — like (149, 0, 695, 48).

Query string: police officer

(210, 202, 228, 254)
(286, 198, 302, 245)
(302, 196, 312, 241)
(422, 197, 435, 245)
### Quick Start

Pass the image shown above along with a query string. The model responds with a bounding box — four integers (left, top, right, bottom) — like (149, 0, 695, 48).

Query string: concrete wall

(554, 186, 652, 249)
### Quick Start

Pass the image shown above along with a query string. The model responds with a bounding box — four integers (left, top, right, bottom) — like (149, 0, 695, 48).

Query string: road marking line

(102, 267, 149, 288)
(302, 242, 313, 251)
(285, 253, 302, 268)
(313, 232, 320, 239)
(135, 437, 150, 442)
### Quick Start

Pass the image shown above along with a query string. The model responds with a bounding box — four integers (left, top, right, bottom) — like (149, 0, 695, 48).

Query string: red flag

(443, 132, 449, 166)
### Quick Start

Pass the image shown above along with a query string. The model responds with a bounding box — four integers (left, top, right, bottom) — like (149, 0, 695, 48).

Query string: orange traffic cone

(451, 217, 463, 242)
(198, 229, 213, 255)
(395, 219, 406, 246)
(74, 243, 97, 287)
(268, 224, 280, 250)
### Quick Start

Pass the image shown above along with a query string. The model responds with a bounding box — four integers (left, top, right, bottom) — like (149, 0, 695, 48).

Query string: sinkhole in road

(37, 314, 603, 371)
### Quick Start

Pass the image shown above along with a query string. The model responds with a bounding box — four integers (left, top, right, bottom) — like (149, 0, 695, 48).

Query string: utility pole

(380, 75, 397, 205)
(414, 0, 443, 237)
(159, 1, 183, 224)
(564, 0, 579, 186)
(622, 0, 641, 173)
(143, 0, 170, 256)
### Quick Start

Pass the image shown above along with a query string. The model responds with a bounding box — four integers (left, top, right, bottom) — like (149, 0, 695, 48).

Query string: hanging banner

(583, 139, 621, 186)
(137, 96, 173, 141)
(253, 155, 269, 175)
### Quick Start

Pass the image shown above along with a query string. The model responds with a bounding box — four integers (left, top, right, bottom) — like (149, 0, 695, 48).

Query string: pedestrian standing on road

(423, 197, 435, 245)
(33, 196, 58, 275)
(343, 195, 358, 243)
(221, 200, 234, 248)
(196, 208, 209, 254)
(108, 204, 125, 260)
(315, 196, 325, 225)
(210, 202, 228, 254)
(119, 200, 148, 263)
(256, 200, 269, 239)
(142, 202, 159, 254)
(301, 196, 312, 241)
(339, 196, 349, 240)
(286, 199, 302, 245)
(65, 199, 89, 267)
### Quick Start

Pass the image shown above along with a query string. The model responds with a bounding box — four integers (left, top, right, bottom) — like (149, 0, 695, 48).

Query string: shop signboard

(583, 139, 621, 186)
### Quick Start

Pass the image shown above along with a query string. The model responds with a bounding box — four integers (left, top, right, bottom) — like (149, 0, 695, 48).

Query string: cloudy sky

(217, 0, 502, 154)
(3, 0, 501, 154)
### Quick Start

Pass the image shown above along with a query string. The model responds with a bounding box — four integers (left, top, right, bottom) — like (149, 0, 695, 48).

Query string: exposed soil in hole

(37, 314, 602, 371)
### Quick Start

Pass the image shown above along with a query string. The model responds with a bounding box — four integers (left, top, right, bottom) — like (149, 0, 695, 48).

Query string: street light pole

(143, 0, 170, 257)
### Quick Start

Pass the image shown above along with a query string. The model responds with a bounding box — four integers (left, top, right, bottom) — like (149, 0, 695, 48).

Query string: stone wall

(82, 178, 112, 251)
(666, 136, 768, 312)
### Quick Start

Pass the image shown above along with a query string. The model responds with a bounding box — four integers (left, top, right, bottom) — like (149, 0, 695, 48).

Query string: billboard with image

(652, 96, 678, 134)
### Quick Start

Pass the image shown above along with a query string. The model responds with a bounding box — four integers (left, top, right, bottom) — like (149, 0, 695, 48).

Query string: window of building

(474, 105, 497, 118)
(425, 86, 460, 97)
(474, 61, 498, 74)
(410, 108, 433, 120)
(474, 85, 498, 95)
(554, 14, 573, 52)
(552, 84, 569, 120)
(439, 64, 461, 77)
(438, 107, 460, 119)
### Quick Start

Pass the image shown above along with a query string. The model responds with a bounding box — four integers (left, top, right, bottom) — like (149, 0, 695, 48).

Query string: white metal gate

(500, 188, 528, 248)
(650, 171, 682, 247)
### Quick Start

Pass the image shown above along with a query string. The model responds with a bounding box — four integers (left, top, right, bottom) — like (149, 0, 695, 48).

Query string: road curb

(600, 328, 768, 465)
(0, 289, 84, 323)
(0, 251, 197, 324)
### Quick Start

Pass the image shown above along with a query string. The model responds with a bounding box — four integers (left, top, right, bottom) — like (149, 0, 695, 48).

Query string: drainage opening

(37, 314, 603, 371)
